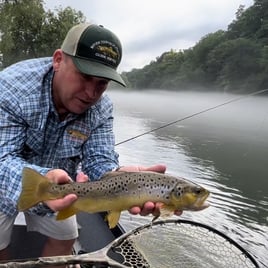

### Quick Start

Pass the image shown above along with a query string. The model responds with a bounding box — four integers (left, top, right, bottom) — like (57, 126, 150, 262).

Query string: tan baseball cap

(61, 23, 126, 87)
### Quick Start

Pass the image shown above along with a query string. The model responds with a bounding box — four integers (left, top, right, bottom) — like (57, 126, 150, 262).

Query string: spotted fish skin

(17, 168, 209, 228)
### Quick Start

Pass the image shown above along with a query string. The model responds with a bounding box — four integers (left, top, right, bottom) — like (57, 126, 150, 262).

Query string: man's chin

(71, 104, 93, 114)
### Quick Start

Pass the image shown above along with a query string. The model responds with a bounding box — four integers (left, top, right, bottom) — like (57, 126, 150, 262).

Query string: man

(0, 23, 181, 264)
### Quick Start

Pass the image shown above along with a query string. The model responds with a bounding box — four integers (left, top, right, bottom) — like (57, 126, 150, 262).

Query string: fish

(17, 167, 210, 228)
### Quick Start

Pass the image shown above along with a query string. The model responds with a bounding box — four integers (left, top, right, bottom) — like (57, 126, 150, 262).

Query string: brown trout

(17, 167, 210, 228)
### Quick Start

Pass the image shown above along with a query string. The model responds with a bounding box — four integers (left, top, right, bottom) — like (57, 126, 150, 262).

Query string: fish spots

(173, 184, 185, 197)
(53, 171, 201, 206)
(18, 167, 210, 222)
(93, 177, 131, 195)
(164, 195, 170, 200)
(75, 184, 82, 195)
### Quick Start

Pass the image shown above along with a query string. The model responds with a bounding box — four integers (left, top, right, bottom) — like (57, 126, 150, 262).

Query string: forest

(122, 0, 268, 93)
(0, 0, 267, 93)
(0, 0, 85, 68)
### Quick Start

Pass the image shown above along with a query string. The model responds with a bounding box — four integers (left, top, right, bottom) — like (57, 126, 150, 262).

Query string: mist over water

(109, 89, 268, 267)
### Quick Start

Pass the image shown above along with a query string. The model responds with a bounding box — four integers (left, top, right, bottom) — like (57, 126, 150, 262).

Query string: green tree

(181, 30, 227, 86)
(207, 38, 262, 91)
(0, 0, 46, 66)
(227, 0, 268, 43)
(0, 0, 85, 68)
(38, 6, 85, 57)
(114, 0, 268, 92)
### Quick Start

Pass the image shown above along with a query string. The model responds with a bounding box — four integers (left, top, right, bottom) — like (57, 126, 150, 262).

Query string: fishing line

(115, 88, 268, 146)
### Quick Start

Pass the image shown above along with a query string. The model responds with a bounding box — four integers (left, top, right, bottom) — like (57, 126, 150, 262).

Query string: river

(108, 89, 268, 267)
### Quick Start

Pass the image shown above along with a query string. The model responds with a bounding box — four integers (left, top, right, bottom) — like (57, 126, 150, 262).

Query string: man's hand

(117, 164, 183, 217)
(118, 164, 166, 173)
(43, 169, 88, 211)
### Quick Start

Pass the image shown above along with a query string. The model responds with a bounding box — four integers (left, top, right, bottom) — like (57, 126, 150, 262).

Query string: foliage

(0, 0, 86, 68)
(207, 38, 262, 91)
(124, 0, 268, 93)
(1, 1, 267, 93)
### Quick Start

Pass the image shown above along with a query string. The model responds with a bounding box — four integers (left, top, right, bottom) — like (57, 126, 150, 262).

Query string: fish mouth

(191, 201, 210, 211)
(191, 191, 210, 211)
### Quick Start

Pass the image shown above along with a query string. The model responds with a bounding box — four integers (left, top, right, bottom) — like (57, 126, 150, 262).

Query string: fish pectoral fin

(159, 204, 175, 218)
(56, 205, 78, 220)
(152, 205, 174, 222)
(105, 211, 121, 229)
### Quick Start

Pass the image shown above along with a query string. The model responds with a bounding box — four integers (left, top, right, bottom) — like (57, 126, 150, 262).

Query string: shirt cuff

(28, 202, 54, 216)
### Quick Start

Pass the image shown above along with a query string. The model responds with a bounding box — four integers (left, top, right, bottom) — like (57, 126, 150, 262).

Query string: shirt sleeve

(0, 91, 51, 216)
(81, 96, 119, 180)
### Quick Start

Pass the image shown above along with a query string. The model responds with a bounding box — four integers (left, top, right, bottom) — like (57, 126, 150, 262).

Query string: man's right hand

(44, 169, 88, 211)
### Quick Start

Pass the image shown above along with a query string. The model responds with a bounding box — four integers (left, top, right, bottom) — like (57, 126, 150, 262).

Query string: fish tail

(17, 167, 52, 211)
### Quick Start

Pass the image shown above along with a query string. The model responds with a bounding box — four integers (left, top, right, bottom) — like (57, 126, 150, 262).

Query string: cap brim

(72, 57, 126, 87)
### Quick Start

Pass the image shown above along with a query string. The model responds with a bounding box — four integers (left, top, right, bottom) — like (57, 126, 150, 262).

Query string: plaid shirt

(0, 57, 119, 216)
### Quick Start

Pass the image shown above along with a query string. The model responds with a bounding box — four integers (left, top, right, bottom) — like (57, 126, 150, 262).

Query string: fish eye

(194, 187, 202, 195)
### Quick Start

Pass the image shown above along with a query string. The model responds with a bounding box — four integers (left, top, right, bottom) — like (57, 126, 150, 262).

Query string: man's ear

(52, 49, 63, 71)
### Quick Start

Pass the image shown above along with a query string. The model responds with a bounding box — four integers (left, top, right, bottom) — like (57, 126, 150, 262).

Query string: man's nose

(85, 82, 97, 98)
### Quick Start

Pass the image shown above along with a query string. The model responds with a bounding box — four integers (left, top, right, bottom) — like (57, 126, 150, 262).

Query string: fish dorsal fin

(99, 171, 126, 180)
(99, 170, 159, 181)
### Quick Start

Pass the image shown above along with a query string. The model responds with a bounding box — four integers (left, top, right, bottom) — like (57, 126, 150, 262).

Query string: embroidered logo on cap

(91, 40, 120, 66)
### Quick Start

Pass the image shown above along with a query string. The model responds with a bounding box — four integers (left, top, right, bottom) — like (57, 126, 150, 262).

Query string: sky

(45, 0, 254, 72)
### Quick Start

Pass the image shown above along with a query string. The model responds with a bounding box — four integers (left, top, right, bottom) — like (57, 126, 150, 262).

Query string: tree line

(1, 0, 268, 93)
(0, 0, 85, 68)
(122, 0, 268, 93)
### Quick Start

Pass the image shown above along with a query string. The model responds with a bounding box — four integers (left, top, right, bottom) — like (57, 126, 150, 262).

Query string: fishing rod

(115, 88, 268, 146)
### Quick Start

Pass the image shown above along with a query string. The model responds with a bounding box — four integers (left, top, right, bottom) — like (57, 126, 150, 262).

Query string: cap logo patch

(91, 40, 119, 65)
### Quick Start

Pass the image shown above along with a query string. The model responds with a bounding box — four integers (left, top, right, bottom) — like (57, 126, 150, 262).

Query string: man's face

(52, 50, 110, 117)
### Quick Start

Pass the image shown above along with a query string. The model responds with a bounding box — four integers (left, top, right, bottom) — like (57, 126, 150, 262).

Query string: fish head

(170, 181, 210, 211)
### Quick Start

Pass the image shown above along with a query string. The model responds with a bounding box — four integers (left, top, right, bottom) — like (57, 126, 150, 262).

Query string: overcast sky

(45, 0, 254, 72)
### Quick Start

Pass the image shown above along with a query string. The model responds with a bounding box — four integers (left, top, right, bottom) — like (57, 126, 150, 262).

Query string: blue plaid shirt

(0, 57, 119, 216)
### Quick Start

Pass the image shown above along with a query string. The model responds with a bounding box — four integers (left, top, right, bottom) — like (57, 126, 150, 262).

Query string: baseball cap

(61, 23, 126, 87)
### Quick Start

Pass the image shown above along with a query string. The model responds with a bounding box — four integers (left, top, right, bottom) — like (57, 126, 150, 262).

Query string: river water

(108, 89, 268, 267)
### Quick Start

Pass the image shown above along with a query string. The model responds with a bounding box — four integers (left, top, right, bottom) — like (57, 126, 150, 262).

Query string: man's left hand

(117, 164, 183, 217)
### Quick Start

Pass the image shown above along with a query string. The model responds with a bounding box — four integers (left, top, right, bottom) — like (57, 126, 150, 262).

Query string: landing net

(101, 219, 259, 268)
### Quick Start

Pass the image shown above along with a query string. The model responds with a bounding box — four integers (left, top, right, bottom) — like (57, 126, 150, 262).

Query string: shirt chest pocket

(57, 128, 90, 175)
(59, 129, 89, 158)
(25, 127, 90, 156)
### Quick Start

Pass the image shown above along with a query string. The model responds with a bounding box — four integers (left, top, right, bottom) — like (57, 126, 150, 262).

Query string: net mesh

(106, 219, 259, 268)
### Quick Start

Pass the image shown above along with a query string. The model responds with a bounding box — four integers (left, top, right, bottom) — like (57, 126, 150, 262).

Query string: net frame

(0, 219, 260, 268)
(105, 219, 260, 268)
